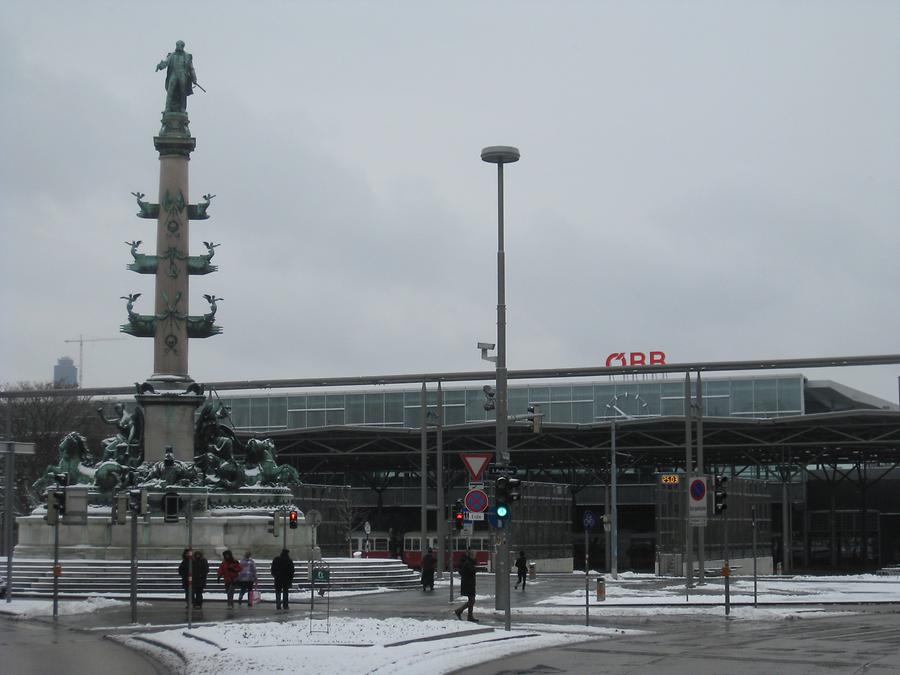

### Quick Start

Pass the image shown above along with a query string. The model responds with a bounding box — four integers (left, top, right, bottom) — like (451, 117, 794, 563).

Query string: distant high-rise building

(53, 356, 78, 388)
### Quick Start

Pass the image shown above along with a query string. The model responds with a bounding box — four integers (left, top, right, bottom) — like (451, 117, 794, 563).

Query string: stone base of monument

(16, 494, 318, 562)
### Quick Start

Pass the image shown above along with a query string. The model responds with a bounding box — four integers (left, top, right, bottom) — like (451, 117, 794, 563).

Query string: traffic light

(527, 404, 542, 433)
(46, 491, 63, 525)
(482, 385, 496, 411)
(495, 476, 510, 521)
(508, 477, 522, 502)
(113, 493, 128, 525)
(289, 510, 298, 529)
(452, 500, 464, 531)
(163, 492, 180, 523)
(714, 475, 728, 515)
(267, 516, 277, 536)
(138, 488, 150, 516)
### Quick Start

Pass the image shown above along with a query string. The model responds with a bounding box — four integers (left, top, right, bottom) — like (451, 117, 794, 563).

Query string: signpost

(583, 510, 595, 626)
(689, 476, 708, 527)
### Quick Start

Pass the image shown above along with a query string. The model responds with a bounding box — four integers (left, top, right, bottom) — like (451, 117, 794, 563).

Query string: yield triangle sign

(460, 452, 493, 482)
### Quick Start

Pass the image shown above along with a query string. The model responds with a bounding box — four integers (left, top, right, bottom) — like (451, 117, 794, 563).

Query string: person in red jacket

(217, 549, 242, 608)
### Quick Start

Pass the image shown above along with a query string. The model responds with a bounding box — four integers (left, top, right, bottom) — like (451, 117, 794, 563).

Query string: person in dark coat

(177, 548, 192, 608)
(421, 547, 436, 592)
(270, 549, 295, 610)
(217, 549, 242, 608)
(192, 550, 209, 608)
(454, 548, 478, 622)
(514, 550, 528, 590)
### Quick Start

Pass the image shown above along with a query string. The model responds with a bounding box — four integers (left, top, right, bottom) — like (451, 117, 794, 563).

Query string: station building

(215, 373, 899, 573)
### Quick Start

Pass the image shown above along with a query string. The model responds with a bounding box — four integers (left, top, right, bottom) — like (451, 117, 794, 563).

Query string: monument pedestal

(16, 510, 317, 561)
(138, 389, 205, 463)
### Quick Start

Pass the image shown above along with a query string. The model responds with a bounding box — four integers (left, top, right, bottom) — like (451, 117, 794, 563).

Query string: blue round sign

(582, 510, 596, 530)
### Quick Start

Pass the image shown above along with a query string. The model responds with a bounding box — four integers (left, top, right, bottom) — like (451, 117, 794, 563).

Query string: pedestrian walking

(217, 549, 242, 607)
(237, 550, 258, 606)
(514, 550, 528, 590)
(177, 548, 192, 608)
(192, 550, 209, 608)
(270, 549, 295, 610)
(421, 547, 436, 592)
(454, 548, 478, 622)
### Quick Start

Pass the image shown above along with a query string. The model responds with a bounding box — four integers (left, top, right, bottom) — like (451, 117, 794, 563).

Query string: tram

(348, 530, 393, 558)
(401, 531, 491, 570)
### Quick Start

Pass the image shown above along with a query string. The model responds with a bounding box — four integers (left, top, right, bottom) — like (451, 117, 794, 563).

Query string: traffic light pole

(4, 439, 13, 605)
(52, 513, 60, 620)
(187, 495, 194, 630)
(130, 497, 138, 624)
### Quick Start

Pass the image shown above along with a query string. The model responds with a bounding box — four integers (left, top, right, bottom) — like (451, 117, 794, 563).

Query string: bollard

(528, 562, 536, 580)
(596, 578, 606, 601)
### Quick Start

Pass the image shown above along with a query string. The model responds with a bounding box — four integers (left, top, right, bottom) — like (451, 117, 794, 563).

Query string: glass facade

(218, 374, 806, 433)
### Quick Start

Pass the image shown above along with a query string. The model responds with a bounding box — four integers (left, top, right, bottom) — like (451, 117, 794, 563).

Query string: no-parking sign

(688, 476, 708, 527)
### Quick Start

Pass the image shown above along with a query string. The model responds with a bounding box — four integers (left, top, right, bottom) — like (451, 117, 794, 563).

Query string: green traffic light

(496, 504, 509, 518)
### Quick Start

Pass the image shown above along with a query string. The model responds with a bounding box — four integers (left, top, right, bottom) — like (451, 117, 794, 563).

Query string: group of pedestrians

(177, 548, 294, 609)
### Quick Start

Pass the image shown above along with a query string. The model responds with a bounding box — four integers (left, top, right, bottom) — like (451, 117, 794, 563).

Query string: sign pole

(696, 373, 705, 585)
(436, 383, 444, 580)
(585, 528, 590, 626)
(752, 505, 758, 607)
(684, 373, 693, 599)
(4, 441, 13, 604)
(52, 513, 60, 620)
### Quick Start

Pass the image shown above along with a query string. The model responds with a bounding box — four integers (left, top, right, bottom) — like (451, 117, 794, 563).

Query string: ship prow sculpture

(19, 43, 313, 561)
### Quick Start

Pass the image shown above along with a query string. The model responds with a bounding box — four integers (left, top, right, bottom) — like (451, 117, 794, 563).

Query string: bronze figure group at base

(32, 397, 300, 499)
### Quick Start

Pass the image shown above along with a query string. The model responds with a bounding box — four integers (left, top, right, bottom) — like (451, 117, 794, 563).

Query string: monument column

(120, 43, 221, 464)
(151, 113, 196, 383)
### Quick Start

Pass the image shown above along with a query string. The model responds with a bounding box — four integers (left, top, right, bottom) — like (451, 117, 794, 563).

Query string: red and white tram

(401, 531, 491, 570)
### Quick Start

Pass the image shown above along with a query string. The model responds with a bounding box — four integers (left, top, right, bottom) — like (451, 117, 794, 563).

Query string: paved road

(451, 605, 900, 674)
(0, 616, 171, 675)
(5, 574, 900, 674)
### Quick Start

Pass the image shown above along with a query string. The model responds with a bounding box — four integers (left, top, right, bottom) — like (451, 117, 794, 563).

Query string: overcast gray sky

(1, 1, 898, 403)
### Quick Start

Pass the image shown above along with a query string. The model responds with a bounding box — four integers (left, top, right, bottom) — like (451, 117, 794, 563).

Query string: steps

(0, 557, 421, 598)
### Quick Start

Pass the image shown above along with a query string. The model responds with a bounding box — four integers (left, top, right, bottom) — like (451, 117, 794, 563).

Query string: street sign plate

(486, 464, 519, 477)
(460, 453, 493, 481)
(4, 441, 35, 455)
(464, 488, 489, 513)
(466, 511, 485, 521)
(312, 568, 330, 583)
(461, 522, 474, 536)
(583, 510, 596, 530)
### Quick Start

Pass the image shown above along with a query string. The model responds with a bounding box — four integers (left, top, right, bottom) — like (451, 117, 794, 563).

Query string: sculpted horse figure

(244, 438, 299, 487)
(32, 432, 96, 492)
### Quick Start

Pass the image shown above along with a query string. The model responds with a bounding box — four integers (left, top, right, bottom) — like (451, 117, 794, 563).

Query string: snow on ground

(533, 573, 900, 612)
(0, 596, 129, 618)
(120, 617, 628, 675)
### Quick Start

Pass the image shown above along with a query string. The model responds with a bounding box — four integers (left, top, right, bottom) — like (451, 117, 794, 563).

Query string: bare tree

(0, 382, 102, 512)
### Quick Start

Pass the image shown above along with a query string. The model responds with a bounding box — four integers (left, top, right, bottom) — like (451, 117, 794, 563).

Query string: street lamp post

(605, 393, 647, 580)
(481, 145, 519, 628)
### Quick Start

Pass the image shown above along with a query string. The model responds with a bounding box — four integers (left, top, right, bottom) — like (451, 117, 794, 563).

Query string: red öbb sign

(605, 351, 667, 367)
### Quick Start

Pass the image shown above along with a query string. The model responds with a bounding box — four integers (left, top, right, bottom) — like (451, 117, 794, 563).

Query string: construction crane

(63, 335, 128, 387)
